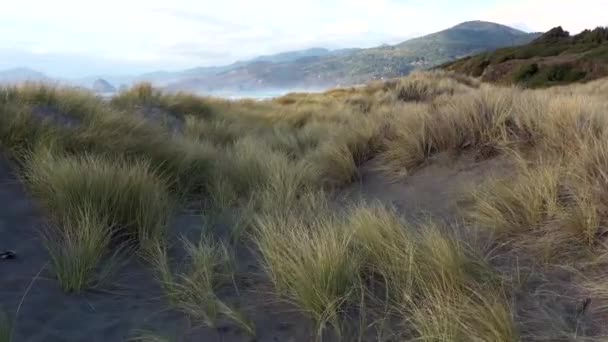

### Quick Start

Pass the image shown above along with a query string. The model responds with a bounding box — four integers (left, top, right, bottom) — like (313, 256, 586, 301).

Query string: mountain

(394, 21, 540, 63)
(442, 26, 608, 87)
(249, 48, 333, 63)
(0, 68, 50, 84)
(164, 21, 540, 93)
(133, 47, 337, 87)
(92, 79, 117, 93)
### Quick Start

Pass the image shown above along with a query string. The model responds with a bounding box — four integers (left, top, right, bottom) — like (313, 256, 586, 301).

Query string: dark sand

(0, 155, 318, 341)
(344, 150, 514, 224)
(1, 148, 516, 341)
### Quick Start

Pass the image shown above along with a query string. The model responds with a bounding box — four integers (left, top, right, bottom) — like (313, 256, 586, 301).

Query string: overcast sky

(1, 0, 606, 78)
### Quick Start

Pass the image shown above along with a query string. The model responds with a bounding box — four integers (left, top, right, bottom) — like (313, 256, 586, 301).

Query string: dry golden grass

(253, 199, 359, 337)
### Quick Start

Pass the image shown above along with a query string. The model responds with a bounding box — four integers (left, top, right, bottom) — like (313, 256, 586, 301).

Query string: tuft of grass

(304, 141, 359, 188)
(151, 237, 254, 336)
(348, 204, 514, 340)
(112, 83, 215, 119)
(0, 103, 66, 158)
(409, 225, 516, 341)
(409, 287, 517, 342)
(0, 83, 107, 122)
(42, 205, 117, 293)
(469, 159, 562, 237)
(348, 204, 417, 302)
(129, 332, 175, 342)
(22, 149, 172, 291)
(253, 205, 359, 337)
(375, 105, 434, 179)
(23, 149, 173, 248)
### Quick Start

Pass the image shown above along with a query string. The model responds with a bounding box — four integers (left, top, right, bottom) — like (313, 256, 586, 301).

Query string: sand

(343, 150, 514, 224)
(1, 148, 515, 341)
(0, 154, 328, 341)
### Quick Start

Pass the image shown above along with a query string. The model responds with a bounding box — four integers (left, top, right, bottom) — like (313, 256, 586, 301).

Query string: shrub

(514, 63, 539, 82)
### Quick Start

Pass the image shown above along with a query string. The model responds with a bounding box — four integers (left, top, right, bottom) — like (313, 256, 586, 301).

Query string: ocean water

(103, 89, 326, 101)
(203, 89, 325, 100)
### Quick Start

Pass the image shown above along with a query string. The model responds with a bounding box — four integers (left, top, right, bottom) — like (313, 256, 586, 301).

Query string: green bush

(513, 63, 539, 82)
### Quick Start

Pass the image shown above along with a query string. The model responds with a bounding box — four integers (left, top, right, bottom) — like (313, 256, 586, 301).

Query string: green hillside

(443, 26, 608, 87)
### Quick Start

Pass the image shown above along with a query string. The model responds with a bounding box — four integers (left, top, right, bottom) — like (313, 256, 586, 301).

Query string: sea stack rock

(92, 79, 117, 93)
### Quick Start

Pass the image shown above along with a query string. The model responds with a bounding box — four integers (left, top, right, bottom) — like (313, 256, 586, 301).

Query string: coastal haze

(2, 0, 606, 98)
(0, 21, 541, 97)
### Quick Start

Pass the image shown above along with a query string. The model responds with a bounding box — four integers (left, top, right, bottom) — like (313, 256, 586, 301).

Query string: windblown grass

(253, 204, 359, 337)
(20, 149, 172, 291)
(0, 103, 65, 157)
(348, 204, 514, 340)
(151, 237, 254, 335)
(5, 71, 608, 339)
(112, 82, 216, 120)
(23, 149, 173, 247)
(0, 83, 107, 122)
(253, 199, 514, 339)
(42, 206, 116, 293)
(469, 159, 562, 237)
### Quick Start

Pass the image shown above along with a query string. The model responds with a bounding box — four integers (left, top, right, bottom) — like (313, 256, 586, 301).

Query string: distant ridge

(163, 20, 539, 93)
(0, 21, 542, 93)
(0, 68, 50, 84)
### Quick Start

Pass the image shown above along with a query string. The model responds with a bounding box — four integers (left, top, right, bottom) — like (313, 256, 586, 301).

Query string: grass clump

(349, 204, 515, 341)
(112, 82, 215, 119)
(42, 206, 116, 293)
(152, 237, 254, 335)
(23, 149, 173, 247)
(0, 83, 106, 122)
(253, 205, 359, 336)
(409, 287, 517, 342)
(0, 103, 65, 157)
(22, 149, 172, 291)
(469, 160, 562, 237)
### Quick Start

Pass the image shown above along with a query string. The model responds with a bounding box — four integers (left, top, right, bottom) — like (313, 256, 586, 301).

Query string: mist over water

(193, 88, 328, 100)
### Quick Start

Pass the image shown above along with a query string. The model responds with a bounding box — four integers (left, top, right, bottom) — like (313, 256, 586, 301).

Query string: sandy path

(343, 151, 513, 224)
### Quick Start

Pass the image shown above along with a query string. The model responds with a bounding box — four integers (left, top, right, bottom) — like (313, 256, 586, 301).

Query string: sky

(1, 0, 607, 78)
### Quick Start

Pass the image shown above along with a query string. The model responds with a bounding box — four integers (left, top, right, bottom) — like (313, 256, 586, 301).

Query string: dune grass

(42, 206, 116, 293)
(252, 198, 514, 339)
(23, 150, 173, 247)
(20, 149, 173, 291)
(348, 204, 515, 341)
(151, 237, 254, 335)
(253, 201, 359, 337)
(4, 71, 608, 339)
(469, 159, 562, 237)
